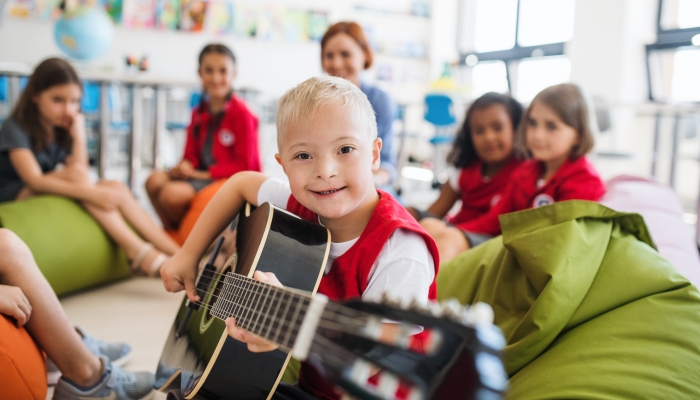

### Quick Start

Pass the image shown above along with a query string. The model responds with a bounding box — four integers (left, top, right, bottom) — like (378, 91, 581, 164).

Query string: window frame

(645, 0, 700, 101)
(459, 0, 568, 93)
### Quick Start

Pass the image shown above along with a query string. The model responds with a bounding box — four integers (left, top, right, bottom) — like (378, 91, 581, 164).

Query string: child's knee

(145, 171, 168, 195)
(419, 217, 445, 236)
(159, 184, 192, 209)
(0, 229, 30, 259)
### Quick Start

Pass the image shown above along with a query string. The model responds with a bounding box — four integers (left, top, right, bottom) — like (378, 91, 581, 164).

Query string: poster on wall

(233, 2, 257, 37)
(7, 0, 35, 18)
(35, 0, 61, 21)
(206, 0, 233, 34)
(308, 10, 328, 41)
(101, 0, 122, 23)
(154, 0, 178, 30)
(122, 0, 155, 28)
(283, 9, 308, 43)
(257, 4, 285, 42)
(180, 0, 207, 32)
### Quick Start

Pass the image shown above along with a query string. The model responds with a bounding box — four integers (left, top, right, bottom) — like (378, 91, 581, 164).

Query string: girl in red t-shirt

(146, 44, 260, 231)
(407, 92, 523, 261)
(449, 83, 605, 260)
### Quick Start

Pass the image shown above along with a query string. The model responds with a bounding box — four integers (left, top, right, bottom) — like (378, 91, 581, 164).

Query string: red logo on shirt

(533, 194, 555, 208)
(219, 129, 235, 146)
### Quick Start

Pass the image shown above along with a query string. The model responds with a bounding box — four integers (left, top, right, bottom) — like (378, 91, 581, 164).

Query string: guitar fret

(266, 287, 283, 340)
(240, 278, 255, 330)
(288, 297, 312, 347)
(250, 281, 265, 335)
(257, 284, 274, 338)
(283, 295, 305, 349)
(273, 291, 293, 345)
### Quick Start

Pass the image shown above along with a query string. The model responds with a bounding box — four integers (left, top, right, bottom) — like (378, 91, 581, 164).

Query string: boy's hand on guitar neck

(225, 271, 282, 353)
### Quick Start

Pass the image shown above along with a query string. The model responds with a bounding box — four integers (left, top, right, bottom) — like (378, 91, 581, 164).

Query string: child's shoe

(52, 356, 155, 400)
(47, 326, 132, 385)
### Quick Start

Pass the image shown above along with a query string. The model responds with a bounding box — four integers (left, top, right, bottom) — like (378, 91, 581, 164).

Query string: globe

(54, 6, 114, 61)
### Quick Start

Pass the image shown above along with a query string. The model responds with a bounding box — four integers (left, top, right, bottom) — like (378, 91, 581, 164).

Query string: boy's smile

(275, 101, 382, 242)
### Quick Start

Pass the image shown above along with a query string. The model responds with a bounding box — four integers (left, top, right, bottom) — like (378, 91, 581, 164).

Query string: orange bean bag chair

(0, 315, 47, 400)
(171, 179, 227, 245)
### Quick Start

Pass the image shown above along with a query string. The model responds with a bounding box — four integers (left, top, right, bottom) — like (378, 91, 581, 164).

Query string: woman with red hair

(321, 22, 397, 190)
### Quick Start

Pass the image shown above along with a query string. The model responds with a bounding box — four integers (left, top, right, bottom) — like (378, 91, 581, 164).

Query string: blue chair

(424, 93, 456, 187)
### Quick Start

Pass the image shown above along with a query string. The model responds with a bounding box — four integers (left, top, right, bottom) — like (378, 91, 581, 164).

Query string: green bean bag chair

(0, 195, 129, 296)
(438, 200, 700, 399)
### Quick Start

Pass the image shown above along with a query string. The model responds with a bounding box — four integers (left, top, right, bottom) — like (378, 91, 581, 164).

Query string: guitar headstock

(308, 298, 507, 400)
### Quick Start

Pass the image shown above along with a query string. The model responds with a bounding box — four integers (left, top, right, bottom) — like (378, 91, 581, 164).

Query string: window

(459, 0, 575, 101)
(473, 0, 518, 52)
(646, 0, 700, 101)
(472, 61, 509, 97)
(516, 56, 571, 102)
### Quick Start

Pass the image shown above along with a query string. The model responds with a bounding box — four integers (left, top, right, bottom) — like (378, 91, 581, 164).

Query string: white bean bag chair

(600, 175, 700, 287)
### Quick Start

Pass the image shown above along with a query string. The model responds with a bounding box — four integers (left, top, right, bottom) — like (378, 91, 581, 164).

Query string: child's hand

(169, 160, 194, 179)
(225, 271, 282, 353)
(63, 113, 86, 140)
(160, 250, 201, 302)
(87, 185, 124, 211)
(0, 285, 32, 326)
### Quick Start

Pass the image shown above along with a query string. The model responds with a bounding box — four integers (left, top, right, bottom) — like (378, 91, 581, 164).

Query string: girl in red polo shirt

(444, 83, 605, 260)
(408, 92, 524, 261)
(146, 44, 261, 231)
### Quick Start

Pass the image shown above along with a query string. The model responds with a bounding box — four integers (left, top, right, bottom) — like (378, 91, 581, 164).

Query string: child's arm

(407, 183, 459, 221)
(160, 171, 269, 301)
(8, 149, 115, 206)
(63, 113, 88, 168)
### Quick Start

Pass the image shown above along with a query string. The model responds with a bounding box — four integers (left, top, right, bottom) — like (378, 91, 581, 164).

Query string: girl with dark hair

(0, 57, 179, 276)
(145, 43, 260, 231)
(450, 84, 605, 260)
(321, 22, 397, 190)
(407, 92, 524, 261)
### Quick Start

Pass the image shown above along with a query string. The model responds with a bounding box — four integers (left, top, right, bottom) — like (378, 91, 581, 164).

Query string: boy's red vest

(286, 190, 440, 400)
(449, 157, 521, 225)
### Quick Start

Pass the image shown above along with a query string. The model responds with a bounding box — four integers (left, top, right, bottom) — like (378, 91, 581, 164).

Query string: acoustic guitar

(155, 202, 507, 400)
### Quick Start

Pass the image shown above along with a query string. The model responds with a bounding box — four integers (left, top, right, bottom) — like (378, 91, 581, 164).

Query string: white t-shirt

(257, 178, 435, 306)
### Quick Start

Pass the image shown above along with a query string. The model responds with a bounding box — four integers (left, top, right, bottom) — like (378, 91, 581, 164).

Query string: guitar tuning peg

(377, 372, 399, 399)
(472, 302, 494, 325)
(428, 301, 443, 317)
(381, 292, 401, 306)
(407, 387, 425, 400)
(460, 302, 495, 327)
(349, 359, 373, 385)
(408, 298, 430, 312)
(441, 298, 464, 320)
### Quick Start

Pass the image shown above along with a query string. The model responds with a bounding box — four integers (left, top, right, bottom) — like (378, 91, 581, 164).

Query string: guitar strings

(194, 269, 372, 322)
(182, 273, 371, 337)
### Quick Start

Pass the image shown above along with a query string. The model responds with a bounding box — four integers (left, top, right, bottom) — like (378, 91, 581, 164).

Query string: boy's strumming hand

(160, 250, 201, 302)
(0, 285, 32, 326)
(225, 271, 282, 353)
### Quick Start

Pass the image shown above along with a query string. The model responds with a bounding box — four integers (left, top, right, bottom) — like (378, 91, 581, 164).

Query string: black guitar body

(155, 203, 331, 400)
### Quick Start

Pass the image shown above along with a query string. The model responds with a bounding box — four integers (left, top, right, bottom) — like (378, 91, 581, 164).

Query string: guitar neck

(209, 272, 317, 353)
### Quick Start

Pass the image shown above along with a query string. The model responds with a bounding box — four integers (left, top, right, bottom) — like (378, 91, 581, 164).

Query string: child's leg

(0, 229, 103, 387)
(97, 180, 179, 255)
(82, 202, 165, 274)
(145, 170, 175, 231)
(156, 181, 197, 229)
(419, 218, 471, 262)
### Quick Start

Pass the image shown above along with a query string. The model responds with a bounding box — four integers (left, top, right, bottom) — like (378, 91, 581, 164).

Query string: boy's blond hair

(276, 76, 378, 148)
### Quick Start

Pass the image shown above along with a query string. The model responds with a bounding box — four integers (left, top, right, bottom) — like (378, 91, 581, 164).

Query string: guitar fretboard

(210, 273, 313, 350)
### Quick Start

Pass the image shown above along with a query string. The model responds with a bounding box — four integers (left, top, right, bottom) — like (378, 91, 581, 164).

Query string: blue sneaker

(47, 326, 132, 385)
(53, 356, 155, 400)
